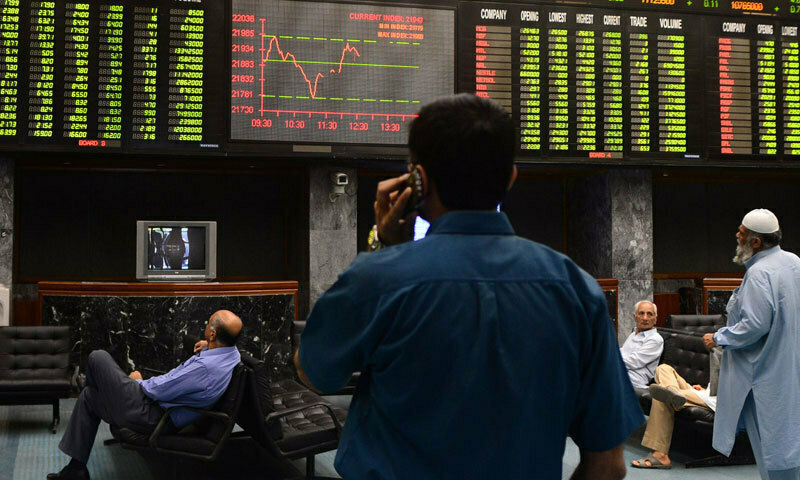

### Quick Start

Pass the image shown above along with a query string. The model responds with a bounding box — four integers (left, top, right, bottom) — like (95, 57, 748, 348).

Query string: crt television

(136, 221, 217, 281)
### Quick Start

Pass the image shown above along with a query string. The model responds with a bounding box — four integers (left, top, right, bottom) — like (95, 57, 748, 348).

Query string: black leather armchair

(0, 326, 78, 432)
(237, 353, 347, 480)
(637, 331, 754, 467)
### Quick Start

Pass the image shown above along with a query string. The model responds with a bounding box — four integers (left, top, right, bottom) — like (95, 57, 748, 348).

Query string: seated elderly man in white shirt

(619, 300, 664, 393)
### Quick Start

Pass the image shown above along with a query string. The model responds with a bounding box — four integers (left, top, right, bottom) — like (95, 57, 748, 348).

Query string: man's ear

(507, 165, 518, 191)
(751, 235, 763, 250)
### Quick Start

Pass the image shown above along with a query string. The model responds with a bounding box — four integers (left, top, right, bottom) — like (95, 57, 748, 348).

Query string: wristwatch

(367, 224, 384, 252)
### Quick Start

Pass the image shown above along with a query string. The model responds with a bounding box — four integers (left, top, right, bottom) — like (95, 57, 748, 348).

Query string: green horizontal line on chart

(262, 35, 385, 45)
(260, 95, 420, 103)
(264, 58, 418, 69)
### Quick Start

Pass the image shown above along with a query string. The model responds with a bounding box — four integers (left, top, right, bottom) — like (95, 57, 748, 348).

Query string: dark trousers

(59, 350, 164, 463)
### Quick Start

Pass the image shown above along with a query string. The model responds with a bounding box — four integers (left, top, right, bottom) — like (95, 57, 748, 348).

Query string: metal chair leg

(306, 454, 315, 479)
(51, 399, 60, 433)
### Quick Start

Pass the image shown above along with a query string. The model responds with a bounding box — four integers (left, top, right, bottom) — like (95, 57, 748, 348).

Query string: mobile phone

(403, 167, 424, 217)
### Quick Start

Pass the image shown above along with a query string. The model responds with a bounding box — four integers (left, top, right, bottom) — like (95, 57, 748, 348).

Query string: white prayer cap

(742, 209, 780, 234)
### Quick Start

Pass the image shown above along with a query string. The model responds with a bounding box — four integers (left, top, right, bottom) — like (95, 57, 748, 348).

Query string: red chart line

(260, 109, 418, 120)
(259, 18, 361, 116)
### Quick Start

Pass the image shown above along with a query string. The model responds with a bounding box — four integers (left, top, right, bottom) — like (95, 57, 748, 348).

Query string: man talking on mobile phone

(295, 94, 643, 480)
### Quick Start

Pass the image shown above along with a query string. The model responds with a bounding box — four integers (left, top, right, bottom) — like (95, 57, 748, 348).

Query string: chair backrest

(201, 362, 248, 444)
(666, 314, 725, 334)
(238, 352, 283, 442)
(0, 326, 70, 380)
(660, 331, 711, 387)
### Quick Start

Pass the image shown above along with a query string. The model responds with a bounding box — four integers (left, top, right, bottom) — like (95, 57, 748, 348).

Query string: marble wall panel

(707, 290, 733, 315)
(41, 295, 83, 366)
(617, 279, 654, 342)
(309, 229, 356, 306)
(604, 289, 618, 332)
(41, 293, 296, 381)
(0, 159, 12, 314)
(308, 166, 358, 311)
(610, 170, 654, 340)
(566, 174, 612, 278)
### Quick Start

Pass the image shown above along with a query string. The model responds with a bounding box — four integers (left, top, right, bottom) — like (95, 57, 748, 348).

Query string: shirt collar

(427, 211, 515, 236)
(198, 346, 238, 357)
(631, 327, 659, 339)
(744, 245, 781, 269)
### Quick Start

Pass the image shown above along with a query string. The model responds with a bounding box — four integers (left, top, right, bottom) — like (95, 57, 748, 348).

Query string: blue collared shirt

(138, 346, 241, 428)
(300, 211, 643, 480)
(712, 246, 800, 470)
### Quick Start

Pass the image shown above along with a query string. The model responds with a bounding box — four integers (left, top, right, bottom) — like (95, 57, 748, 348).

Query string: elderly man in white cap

(703, 208, 800, 480)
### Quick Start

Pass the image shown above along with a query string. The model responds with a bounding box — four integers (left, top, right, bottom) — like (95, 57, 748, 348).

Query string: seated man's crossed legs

(53, 350, 163, 480)
(632, 364, 711, 469)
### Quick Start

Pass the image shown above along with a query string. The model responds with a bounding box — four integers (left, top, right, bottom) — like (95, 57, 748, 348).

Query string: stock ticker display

(0, 0, 799, 164)
(0, 0, 226, 153)
(228, 0, 454, 145)
(460, 2, 800, 162)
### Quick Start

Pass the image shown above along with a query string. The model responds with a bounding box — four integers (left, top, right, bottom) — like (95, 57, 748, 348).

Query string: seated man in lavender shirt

(48, 310, 242, 480)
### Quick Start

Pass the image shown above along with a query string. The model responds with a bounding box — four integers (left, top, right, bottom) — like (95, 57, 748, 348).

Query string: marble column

(0, 158, 12, 326)
(308, 165, 358, 310)
(566, 169, 653, 343)
(609, 169, 653, 341)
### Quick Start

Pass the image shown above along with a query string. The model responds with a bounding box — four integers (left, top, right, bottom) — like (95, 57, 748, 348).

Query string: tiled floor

(0, 399, 760, 479)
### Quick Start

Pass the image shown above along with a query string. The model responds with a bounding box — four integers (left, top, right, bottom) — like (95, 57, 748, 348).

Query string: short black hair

(211, 315, 241, 347)
(408, 94, 515, 210)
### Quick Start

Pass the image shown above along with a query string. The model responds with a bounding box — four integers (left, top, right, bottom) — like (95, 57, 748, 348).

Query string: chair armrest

(147, 405, 233, 448)
(266, 402, 343, 436)
(141, 367, 167, 377)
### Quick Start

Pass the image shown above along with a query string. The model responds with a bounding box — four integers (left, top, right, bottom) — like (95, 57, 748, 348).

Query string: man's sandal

(631, 453, 672, 469)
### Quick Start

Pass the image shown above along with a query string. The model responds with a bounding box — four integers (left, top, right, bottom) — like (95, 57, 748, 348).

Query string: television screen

(147, 226, 207, 271)
(137, 221, 217, 281)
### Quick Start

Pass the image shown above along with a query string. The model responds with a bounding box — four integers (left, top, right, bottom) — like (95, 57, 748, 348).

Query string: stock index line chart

(229, 0, 455, 145)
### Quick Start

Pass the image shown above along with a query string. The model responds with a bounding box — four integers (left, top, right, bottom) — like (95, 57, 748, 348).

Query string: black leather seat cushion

(111, 425, 218, 456)
(681, 405, 715, 423)
(273, 390, 347, 452)
(271, 378, 309, 396)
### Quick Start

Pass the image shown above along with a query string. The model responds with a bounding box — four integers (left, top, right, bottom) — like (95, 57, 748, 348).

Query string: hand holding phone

(374, 173, 418, 246)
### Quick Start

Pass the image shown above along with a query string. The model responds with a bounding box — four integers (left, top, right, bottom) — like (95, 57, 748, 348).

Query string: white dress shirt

(619, 328, 664, 389)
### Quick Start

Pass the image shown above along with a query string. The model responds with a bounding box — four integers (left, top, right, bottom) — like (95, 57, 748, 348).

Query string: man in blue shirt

(703, 209, 800, 480)
(296, 94, 643, 480)
(48, 310, 242, 480)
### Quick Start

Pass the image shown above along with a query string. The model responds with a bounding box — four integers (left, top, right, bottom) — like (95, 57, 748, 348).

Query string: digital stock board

(0, 0, 799, 165)
(459, 3, 800, 162)
(0, 0, 227, 154)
